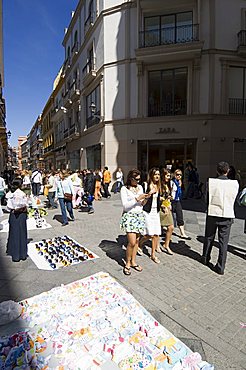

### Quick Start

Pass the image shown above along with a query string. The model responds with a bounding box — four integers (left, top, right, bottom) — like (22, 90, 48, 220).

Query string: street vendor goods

(28, 235, 99, 270)
(0, 272, 214, 369)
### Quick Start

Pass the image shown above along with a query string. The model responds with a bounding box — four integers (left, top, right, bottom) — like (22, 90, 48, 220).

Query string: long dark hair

(125, 169, 141, 189)
(147, 167, 161, 191)
(161, 168, 172, 194)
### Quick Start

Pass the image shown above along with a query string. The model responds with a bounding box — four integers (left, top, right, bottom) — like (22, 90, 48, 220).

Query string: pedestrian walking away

(201, 161, 239, 275)
(171, 169, 191, 240)
(31, 169, 42, 197)
(103, 166, 111, 198)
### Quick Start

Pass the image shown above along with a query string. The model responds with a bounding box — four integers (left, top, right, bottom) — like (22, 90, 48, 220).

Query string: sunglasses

(176, 173, 182, 176)
(132, 177, 140, 182)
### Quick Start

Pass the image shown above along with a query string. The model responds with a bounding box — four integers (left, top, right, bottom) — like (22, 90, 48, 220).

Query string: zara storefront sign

(156, 127, 179, 134)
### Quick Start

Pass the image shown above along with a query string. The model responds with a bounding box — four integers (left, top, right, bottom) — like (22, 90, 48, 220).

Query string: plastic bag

(238, 188, 246, 206)
(0, 300, 22, 325)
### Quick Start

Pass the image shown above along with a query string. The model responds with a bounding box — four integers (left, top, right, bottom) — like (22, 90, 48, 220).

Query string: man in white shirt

(201, 162, 239, 275)
(31, 169, 43, 196)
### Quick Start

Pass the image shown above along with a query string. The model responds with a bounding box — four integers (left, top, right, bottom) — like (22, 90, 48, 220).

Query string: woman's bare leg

(125, 232, 137, 269)
(163, 225, 174, 254)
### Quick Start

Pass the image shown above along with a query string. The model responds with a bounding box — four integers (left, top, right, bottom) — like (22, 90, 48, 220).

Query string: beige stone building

(34, 0, 246, 185)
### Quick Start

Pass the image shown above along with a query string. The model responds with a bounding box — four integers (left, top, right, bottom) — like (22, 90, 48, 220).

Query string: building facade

(17, 136, 27, 170)
(36, 0, 246, 185)
(0, 0, 8, 173)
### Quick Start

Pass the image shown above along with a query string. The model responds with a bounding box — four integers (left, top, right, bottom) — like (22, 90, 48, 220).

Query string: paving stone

(0, 196, 245, 369)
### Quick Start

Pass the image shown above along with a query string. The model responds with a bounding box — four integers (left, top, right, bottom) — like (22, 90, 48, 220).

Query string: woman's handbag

(64, 193, 73, 201)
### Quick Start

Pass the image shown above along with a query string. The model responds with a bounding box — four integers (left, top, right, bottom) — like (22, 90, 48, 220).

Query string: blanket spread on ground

(0, 272, 214, 369)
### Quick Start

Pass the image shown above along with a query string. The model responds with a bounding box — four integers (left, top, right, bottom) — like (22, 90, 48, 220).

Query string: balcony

(69, 122, 80, 137)
(70, 80, 81, 100)
(136, 24, 202, 63)
(229, 98, 246, 115)
(86, 112, 100, 129)
(237, 30, 246, 56)
(140, 24, 199, 48)
(62, 57, 71, 76)
(148, 99, 187, 117)
(82, 58, 96, 87)
(71, 42, 79, 54)
(84, 13, 94, 36)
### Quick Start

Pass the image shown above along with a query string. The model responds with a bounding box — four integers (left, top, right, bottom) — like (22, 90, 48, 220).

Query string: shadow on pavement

(181, 199, 206, 213)
(170, 240, 202, 262)
(0, 242, 29, 340)
(197, 236, 246, 260)
(98, 236, 126, 267)
(52, 214, 63, 224)
(181, 198, 246, 221)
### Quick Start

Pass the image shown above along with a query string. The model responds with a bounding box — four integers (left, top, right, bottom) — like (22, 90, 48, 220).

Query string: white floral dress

(120, 185, 145, 234)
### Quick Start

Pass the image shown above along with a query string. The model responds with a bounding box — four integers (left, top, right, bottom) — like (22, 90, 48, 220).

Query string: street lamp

(7, 130, 11, 139)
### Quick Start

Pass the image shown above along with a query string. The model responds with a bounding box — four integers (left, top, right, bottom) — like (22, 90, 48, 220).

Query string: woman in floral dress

(120, 169, 150, 275)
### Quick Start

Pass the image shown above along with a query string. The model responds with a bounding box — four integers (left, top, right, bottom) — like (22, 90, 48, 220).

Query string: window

(86, 85, 100, 128)
(74, 31, 78, 46)
(148, 67, 187, 116)
(142, 11, 197, 47)
(85, 0, 95, 34)
(229, 66, 246, 114)
(89, 0, 94, 21)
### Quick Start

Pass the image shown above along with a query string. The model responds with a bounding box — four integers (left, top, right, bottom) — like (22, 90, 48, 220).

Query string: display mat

(0, 217, 52, 233)
(28, 235, 99, 270)
(0, 272, 213, 369)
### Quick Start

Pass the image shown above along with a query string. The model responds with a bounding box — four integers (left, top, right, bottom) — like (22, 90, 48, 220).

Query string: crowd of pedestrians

(120, 162, 243, 276)
(1, 160, 244, 276)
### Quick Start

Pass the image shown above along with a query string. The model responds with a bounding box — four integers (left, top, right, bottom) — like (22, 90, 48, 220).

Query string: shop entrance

(138, 139, 196, 175)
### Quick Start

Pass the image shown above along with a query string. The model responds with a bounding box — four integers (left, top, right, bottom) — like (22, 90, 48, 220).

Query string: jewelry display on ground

(28, 235, 99, 270)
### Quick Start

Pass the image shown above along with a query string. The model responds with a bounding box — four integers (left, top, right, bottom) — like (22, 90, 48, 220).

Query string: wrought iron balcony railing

(82, 57, 96, 78)
(86, 111, 101, 128)
(148, 99, 187, 117)
(229, 98, 246, 115)
(140, 24, 199, 48)
(237, 30, 246, 47)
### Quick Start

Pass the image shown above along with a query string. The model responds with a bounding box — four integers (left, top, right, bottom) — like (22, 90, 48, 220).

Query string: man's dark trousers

(202, 215, 232, 273)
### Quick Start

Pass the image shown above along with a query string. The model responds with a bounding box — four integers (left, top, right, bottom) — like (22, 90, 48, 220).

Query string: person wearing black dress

(6, 179, 28, 262)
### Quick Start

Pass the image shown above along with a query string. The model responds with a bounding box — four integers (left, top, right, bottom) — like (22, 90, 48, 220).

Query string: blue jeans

(48, 191, 57, 208)
(115, 181, 122, 193)
(58, 198, 74, 224)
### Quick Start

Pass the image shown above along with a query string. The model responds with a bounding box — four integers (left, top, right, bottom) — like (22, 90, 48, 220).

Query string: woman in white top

(6, 178, 29, 262)
(120, 169, 150, 275)
(139, 168, 162, 264)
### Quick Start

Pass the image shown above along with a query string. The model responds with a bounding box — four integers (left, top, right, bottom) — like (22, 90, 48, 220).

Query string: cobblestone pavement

(0, 195, 245, 369)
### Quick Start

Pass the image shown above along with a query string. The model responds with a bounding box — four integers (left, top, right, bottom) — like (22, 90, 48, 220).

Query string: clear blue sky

(3, 0, 79, 146)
